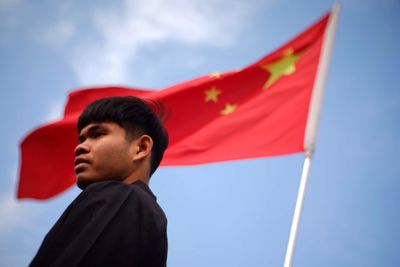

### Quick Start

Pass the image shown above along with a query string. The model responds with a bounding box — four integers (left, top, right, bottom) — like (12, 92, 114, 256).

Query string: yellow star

(204, 87, 221, 103)
(260, 48, 302, 90)
(220, 103, 237, 115)
(209, 72, 221, 78)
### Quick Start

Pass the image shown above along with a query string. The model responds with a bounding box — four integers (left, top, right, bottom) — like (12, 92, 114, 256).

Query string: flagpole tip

(332, 2, 342, 13)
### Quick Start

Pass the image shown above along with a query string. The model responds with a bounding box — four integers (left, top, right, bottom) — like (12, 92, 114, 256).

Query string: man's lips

(74, 157, 90, 173)
(74, 157, 90, 166)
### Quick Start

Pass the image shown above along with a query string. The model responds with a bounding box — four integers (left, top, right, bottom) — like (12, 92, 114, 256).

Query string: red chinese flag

(18, 13, 331, 199)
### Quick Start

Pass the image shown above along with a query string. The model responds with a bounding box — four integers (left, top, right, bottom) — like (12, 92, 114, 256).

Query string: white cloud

(40, 20, 75, 46)
(0, 168, 25, 236)
(70, 0, 263, 86)
(0, 192, 24, 236)
(43, 99, 64, 122)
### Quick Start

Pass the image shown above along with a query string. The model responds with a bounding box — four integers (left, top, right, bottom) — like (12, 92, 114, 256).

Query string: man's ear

(132, 134, 153, 161)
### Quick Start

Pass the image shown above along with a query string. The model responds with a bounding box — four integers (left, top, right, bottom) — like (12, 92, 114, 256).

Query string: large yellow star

(204, 87, 221, 102)
(220, 103, 237, 115)
(260, 48, 302, 90)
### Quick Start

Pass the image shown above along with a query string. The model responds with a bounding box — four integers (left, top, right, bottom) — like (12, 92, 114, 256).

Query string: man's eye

(93, 131, 105, 137)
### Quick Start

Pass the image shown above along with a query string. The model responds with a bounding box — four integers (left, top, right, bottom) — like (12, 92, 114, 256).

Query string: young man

(30, 96, 169, 267)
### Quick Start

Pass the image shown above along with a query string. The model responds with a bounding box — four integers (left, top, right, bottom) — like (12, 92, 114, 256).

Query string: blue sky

(0, 0, 399, 266)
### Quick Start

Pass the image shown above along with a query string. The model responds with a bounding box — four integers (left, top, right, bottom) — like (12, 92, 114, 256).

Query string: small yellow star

(204, 87, 221, 103)
(209, 72, 221, 78)
(220, 103, 237, 115)
(260, 48, 302, 90)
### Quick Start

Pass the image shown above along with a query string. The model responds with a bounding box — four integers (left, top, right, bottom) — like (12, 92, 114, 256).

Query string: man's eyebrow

(78, 124, 102, 142)
(87, 124, 102, 134)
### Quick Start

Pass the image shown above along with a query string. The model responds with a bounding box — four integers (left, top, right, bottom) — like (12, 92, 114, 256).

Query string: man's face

(74, 122, 135, 188)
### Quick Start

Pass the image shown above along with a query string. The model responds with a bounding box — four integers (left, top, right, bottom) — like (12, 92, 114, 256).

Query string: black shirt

(30, 180, 168, 267)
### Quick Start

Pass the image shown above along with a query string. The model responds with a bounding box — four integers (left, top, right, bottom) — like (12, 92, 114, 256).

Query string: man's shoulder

(30, 180, 167, 267)
(77, 180, 164, 215)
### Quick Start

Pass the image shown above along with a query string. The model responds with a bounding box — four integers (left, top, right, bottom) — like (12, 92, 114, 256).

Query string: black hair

(77, 96, 169, 176)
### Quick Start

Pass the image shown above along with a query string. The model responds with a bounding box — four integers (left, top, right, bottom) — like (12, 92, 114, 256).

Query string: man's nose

(74, 143, 89, 156)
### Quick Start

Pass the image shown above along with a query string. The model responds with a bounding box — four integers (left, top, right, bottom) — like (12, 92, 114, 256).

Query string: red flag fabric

(18, 13, 330, 199)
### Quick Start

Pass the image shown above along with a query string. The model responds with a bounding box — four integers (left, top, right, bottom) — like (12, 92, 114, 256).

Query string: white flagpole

(283, 153, 312, 267)
(283, 4, 341, 267)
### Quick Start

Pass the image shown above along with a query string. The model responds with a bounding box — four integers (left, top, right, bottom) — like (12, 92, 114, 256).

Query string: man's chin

(76, 173, 123, 189)
(76, 174, 96, 189)
(76, 173, 114, 189)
